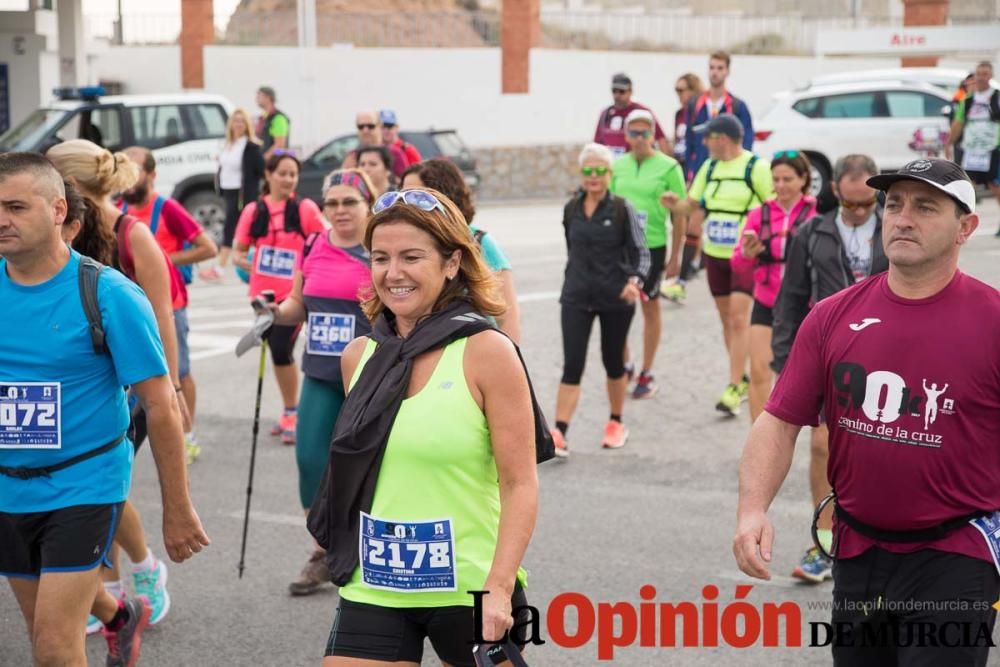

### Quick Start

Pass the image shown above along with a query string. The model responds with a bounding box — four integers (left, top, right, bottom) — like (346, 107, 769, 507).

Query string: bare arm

(339, 335, 369, 392)
(170, 232, 218, 266)
(949, 119, 964, 147)
(130, 374, 210, 563)
(272, 271, 308, 326)
(233, 240, 252, 273)
(733, 411, 802, 580)
(493, 270, 522, 346)
(467, 331, 538, 641)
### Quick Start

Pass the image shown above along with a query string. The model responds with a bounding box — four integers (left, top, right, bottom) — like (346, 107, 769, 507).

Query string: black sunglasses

(357, 124, 377, 131)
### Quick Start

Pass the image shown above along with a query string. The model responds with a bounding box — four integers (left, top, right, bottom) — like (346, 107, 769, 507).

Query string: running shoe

(87, 613, 103, 635)
(184, 434, 201, 465)
(601, 420, 629, 449)
(792, 546, 833, 584)
(103, 596, 152, 667)
(716, 384, 741, 416)
(197, 266, 223, 282)
(659, 280, 686, 303)
(550, 428, 569, 459)
(271, 412, 296, 442)
(132, 556, 170, 625)
(289, 548, 330, 596)
(632, 373, 658, 400)
(737, 373, 750, 403)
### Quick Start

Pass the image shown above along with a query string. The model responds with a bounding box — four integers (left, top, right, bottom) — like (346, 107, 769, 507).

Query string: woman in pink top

(233, 153, 328, 443)
(267, 169, 374, 595)
(732, 151, 816, 422)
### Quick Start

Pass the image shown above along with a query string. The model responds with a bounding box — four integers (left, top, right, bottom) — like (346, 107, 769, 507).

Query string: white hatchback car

(754, 80, 952, 208)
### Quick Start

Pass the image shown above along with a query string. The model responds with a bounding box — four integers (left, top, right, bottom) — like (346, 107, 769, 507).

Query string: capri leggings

(221, 188, 241, 248)
(295, 375, 345, 508)
(560, 304, 635, 384)
(268, 323, 301, 366)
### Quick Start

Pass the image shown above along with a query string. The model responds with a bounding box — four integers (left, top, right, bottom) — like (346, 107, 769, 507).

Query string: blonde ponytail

(46, 139, 139, 198)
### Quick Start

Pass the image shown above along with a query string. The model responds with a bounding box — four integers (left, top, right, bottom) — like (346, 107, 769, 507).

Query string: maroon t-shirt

(766, 271, 1000, 564)
(593, 101, 666, 157)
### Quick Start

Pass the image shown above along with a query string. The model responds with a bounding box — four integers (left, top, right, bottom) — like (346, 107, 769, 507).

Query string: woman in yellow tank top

(323, 188, 539, 666)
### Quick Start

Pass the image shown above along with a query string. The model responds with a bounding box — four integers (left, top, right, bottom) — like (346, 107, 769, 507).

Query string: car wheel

(805, 154, 836, 213)
(183, 190, 226, 247)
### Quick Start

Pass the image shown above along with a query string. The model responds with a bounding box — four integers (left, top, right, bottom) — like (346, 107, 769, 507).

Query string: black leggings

(268, 323, 301, 367)
(560, 305, 635, 385)
(221, 188, 241, 248)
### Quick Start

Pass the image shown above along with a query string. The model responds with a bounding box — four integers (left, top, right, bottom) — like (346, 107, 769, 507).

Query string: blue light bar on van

(53, 86, 106, 101)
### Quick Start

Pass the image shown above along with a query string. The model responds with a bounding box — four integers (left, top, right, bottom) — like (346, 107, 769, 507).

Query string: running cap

(696, 113, 744, 140)
(867, 158, 976, 214)
(612, 73, 632, 90)
(379, 109, 398, 126)
(624, 108, 655, 127)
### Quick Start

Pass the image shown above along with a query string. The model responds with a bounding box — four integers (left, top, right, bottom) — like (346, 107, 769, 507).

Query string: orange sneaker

(550, 428, 569, 459)
(274, 412, 297, 445)
(601, 420, 629, 449)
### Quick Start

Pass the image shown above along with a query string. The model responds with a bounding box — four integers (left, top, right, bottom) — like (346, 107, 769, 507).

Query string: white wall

(90, 45, 978, 153)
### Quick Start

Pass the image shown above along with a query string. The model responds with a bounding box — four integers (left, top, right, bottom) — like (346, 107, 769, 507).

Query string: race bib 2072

(0, 382, 61, 449)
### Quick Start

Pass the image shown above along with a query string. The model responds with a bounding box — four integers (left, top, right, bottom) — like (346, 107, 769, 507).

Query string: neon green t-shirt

(268, 113, 290, 139)
(688, 150, 774, 259)
(610, 152, 686, 249)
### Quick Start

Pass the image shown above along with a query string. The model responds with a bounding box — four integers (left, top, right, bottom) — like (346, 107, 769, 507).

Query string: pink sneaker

(279, 412, 297, 445)
(550, 428, 569, 459)
(198, 266, 223, 282)
(601, 420, 629, 449)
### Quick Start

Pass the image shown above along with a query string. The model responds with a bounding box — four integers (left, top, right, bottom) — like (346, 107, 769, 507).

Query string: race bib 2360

(256, 245, 296, 279)
(0, 382, 61, 449)
(359, 513, 457, 592)
(307, 313, 355, 357)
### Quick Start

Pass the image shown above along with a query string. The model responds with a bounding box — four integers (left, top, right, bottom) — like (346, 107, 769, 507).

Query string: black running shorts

(641, 246, 667, 300)
(0, 503, 124, 578)
(326, 583, 528, 666)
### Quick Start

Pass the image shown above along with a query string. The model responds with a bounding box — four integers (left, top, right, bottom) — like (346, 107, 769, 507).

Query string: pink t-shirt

(234, 196, 327, 301)
(731, 196, 817, 308)
(766, 271, 1000, 564)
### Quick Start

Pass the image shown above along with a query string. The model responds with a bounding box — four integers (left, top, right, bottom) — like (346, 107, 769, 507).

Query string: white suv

(0, 88, 233, 243)
(754, 80, 952, 208)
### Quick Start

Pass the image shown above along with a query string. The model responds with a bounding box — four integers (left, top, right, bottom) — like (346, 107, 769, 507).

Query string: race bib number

(961, 121, 998, 172)
(609, 145, 626, 159)
(706, 219, 740, 246)
(256, 245, 296, 279)
(307, 313, 355, 357)
(0, 382, 61, 449)
(970, 511, 1000, 576)
(359, 513, 457, 592)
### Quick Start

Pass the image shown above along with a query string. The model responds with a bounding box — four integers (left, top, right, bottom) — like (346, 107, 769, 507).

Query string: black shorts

(641, 246, 667, 300)
(831, 547, 999, 667)
(962, 149, 1000, 186)
(268, 323, 301, 367)
(704, 254, 753, 298)
(750, 300, 773, 327)
(0, 503, 124, 579)
(326, 584, 528, 666)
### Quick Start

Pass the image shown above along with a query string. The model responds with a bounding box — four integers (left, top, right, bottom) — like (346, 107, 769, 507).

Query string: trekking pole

(238, 337, 268, 579)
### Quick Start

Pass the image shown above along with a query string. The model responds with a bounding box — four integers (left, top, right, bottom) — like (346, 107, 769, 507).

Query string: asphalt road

(2, 199, 999, 666)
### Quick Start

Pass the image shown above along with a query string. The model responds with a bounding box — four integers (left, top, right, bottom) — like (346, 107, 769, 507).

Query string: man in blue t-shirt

(0, 153, 210, 666)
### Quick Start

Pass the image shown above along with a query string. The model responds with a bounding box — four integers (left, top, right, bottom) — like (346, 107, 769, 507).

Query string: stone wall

(474, 143, 582, 201)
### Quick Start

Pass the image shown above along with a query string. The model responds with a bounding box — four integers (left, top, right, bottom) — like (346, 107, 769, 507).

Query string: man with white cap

(734, 158, 1000, 667)
(609, 108, 687, 399)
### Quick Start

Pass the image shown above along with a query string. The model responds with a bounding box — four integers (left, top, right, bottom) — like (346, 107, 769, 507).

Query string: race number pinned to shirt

(256, 245, 297, 279)
(706, 219, 740, 246)
(307, 313, 355, 357)
(359, 512, 457, 592)
(960, 121, 999, 173)
(0, 382, 61, 449)
(970, 512, 1000, 576)
(609, 146, 626, 160)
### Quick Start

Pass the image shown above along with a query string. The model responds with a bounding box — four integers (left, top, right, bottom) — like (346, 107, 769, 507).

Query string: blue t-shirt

(470, 224, 511, 272)
(0, 250, 167, 513)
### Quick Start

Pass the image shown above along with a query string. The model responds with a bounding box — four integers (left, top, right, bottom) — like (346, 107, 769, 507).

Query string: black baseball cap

(867, 158, 976, 214)
(695, 113, 744, 141)
(612, 73, 632, 90)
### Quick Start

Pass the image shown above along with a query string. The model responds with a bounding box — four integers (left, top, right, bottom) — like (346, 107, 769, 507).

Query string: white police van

(0, 87, 233, 244)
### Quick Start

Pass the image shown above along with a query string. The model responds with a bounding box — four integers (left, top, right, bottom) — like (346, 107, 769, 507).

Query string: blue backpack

(122, 196, 194, 284)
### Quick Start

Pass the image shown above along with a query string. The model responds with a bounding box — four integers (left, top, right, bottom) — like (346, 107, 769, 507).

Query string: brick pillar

(501, 0, 539, 94)
(901, 0, 949, 67)
(180, 0, 214, 89)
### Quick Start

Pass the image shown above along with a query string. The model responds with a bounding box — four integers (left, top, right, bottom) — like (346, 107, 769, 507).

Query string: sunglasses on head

(357, 123, 377, 131)
(581, 166, 609, 177)
(372, 189, 446, 215)
(273, 148, 296, 157)
(627, 129, 653, 138)
(773, 150, 801, 159)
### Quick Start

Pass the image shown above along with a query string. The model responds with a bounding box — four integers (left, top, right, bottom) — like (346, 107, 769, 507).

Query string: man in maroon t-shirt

(734, 158, 1000, 666)
(593, 73, 668, 159)
(341, 110, 410, 179)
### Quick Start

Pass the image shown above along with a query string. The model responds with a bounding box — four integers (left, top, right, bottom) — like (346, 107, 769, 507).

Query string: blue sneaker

(132, 556, 170, 625)
(87, 613, 103, 635)
(792, 546, 833, 584)
(631, 373, 658, 400)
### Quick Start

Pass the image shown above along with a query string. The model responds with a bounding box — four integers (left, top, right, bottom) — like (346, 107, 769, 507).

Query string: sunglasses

(323, 197, 363, 209)
(773, 150, 801, 159)
(383, 124, 397, 129)
(841, 197, 878, 211)
(273, 148, 297, 157)
(357, 124, 377, 131)
(612, 88, 629, 94)
(627, 129, 653, 138)
(581, 166, 609, 177)
(373, 189, 446, 215)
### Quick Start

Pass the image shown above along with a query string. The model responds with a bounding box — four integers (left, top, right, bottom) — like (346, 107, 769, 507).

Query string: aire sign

(816, 25, 1000, 56)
